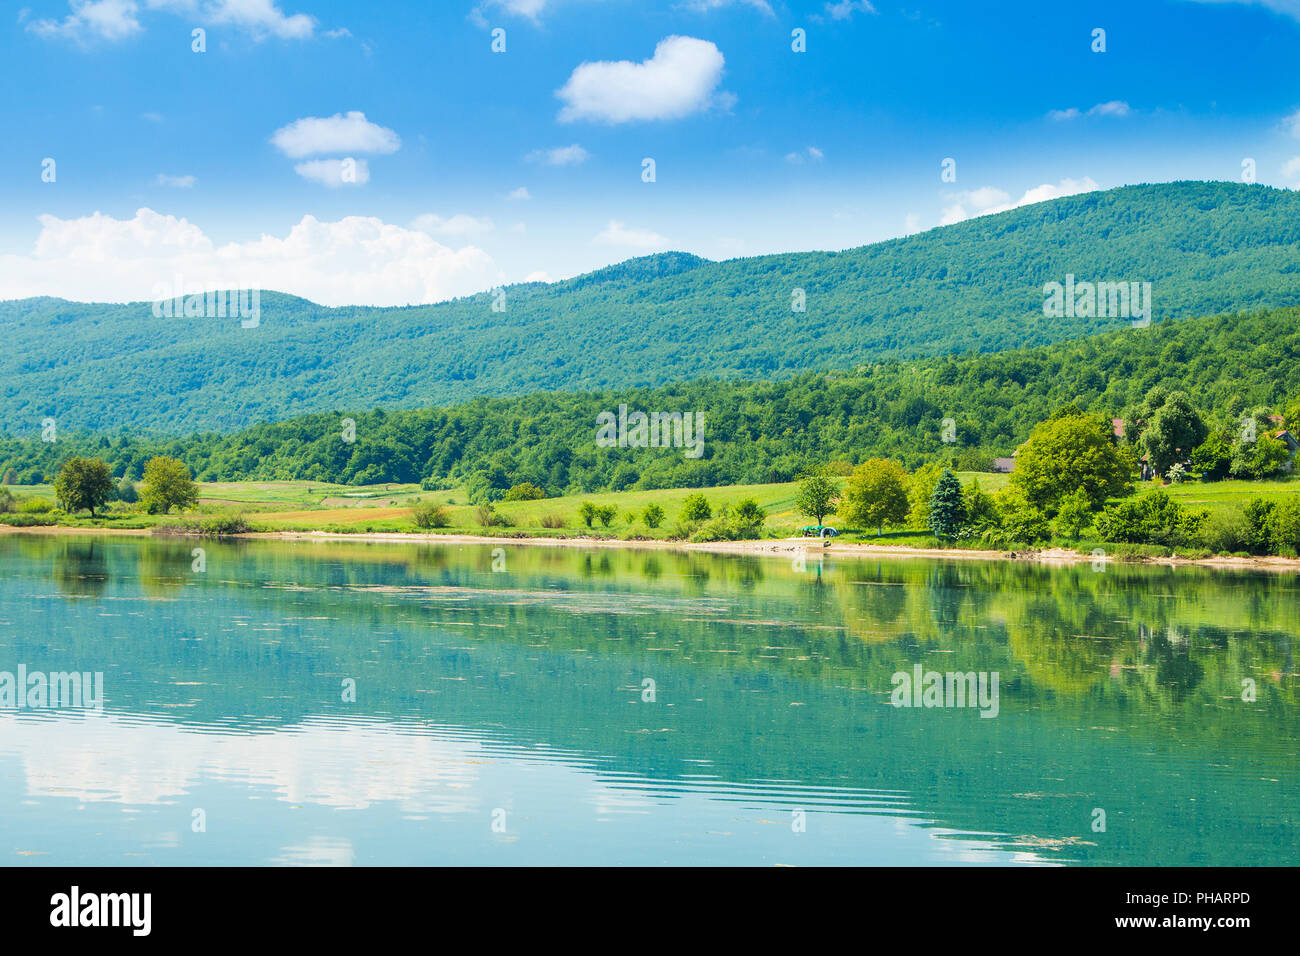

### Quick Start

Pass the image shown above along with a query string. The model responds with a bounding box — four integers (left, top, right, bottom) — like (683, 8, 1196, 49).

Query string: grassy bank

(5, 472, 1298, 557)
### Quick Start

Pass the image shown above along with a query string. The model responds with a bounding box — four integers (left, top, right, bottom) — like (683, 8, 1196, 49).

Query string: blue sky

(5, 0, 1300, 305)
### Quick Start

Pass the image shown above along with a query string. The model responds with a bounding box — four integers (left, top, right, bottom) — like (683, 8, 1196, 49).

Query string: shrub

(502, 482, 547, 501)
(1274, 496, 1300, 553)
(995, 489, 1051, 544)
(641, 503, 665, 528)
(0, 512, 55, 527)
(0, 488, 14, 513)
(412, 501, 451, 529)
(539, 513, 566, 529)
(732, 497, 766, 532)
(1094, 489, 1206, 547)
(679, 493, 712, 523)
(1241, 498, 1276, 554)
(578, 501, 598, 528)
(476, 502, 511, 527)
(1053, 488, 1094, 540)
(20, 497, 53, 514)
(115, 477, 139, 503)
(1197, 510, 1250, 554)
(689, 501, 768, 541)
(595, 504, 617, 527)
(1167, 462, 1192, 484)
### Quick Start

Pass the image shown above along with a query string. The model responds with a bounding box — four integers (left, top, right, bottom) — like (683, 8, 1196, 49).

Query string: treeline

(7, 181, 1300, 433)
(2, 305, 1298, 496)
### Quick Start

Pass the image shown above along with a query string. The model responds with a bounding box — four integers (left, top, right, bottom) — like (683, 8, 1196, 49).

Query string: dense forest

(5, 181, 1300, 433)
(3, 303, 1297, 495)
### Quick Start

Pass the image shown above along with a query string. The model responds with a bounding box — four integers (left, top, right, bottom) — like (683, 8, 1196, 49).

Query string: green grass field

(3, 471, 1296, 546)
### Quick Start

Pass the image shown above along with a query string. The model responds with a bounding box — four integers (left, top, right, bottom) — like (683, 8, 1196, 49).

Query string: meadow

(7, 471, 1297, 554)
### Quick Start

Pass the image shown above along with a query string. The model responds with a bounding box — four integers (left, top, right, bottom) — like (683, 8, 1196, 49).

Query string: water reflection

(0, 534, 1295, 866)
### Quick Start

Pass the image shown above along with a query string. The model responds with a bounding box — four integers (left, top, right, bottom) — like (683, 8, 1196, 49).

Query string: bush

(995, 489, 1051, 543)
(476, 502, 511, 527)
(578, 501, 598, 528)
(595, 504, 617, 527)
(1197, 510, 1250, 554)
(0, 488, 14, 513)
(1094, 490, 1206, 547)
(0, 512, 55, 527)
(1053, 488, 1094, 540)
(502, 482, 547, 501)
(1241, 498, 1276, 554)
(412, 501, 451, 529)
(689, 501, 768, 541)
(152, 515, 251, 536)
(679, 493, 712, 523)
(1167, 462, 1192, 484)
(641, 503, 665, 528)
(20, 497, 53, 514)
(1274, 496, 1300, 553)
(539, 513, 566, 529)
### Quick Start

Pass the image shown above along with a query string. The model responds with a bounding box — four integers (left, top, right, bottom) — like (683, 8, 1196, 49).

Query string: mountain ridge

(5, 180, 1300, 434)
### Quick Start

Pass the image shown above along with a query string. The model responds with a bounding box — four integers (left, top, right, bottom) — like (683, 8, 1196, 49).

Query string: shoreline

(5, 523, 1300, 572)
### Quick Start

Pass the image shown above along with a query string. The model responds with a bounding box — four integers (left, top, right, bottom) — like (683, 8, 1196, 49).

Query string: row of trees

(791, 403, 1298, 552)
(4, 301, 1300, 496)
(47, 456, 198, 517)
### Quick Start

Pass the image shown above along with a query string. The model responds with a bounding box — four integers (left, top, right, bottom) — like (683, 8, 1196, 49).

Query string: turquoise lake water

(0, 534, 1295, 865)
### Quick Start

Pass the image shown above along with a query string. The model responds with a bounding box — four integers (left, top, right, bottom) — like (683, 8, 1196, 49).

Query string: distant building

(991, 457, 1016, 473)
(1111, 418, 1126, 439)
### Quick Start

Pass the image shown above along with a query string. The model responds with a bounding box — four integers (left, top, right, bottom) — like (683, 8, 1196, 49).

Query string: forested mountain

(5, 180, 1300, 434)
(5, 304, 1297, 493)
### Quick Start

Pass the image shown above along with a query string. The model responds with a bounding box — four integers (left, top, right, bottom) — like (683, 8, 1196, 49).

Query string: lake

(0, 534, 1295, 866)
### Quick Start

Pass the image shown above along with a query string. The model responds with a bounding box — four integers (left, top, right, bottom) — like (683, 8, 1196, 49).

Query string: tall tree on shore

(794, 470, 839, 526)
(140, 456, 198, 514)
(54, 457, 114, 517)
(927, 469, 967, 538)
(840, 458, 910, 536)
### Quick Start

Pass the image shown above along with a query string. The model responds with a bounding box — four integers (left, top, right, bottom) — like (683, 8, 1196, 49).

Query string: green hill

(5, 180, 1300, 434)
(3, 302, 1297, 492)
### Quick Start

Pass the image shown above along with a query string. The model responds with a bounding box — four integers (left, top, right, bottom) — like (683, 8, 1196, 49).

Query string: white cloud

(940, 177, 1100, 225)
(0, 207, 503, 307)
(1282, 156, 1300, 187)
(293, 157, 369, 187)
(594, 220, 671, 249)
(1182, 0, 1300, 25)
(270, 111, 400, 158)
(507, 186, 531, 200)
(155, 173, 196, 187)
(785, 145, 825, 164)
(411, 213, 495, 237)
(524, 270, 552, 283)
(141, 111, 164, 122)
(1049, 100, 1131, 120)
(31, 0, 318, 42)
(824, 0, 877, 20)
(1088, 100, 1131, 117)
(476, 0, 550, 22)
(525, 144, 590, 166)
(557, 35, 729, 123)
(1282, 108, 1300, 137)
(29, 0, 142, 42)
(679, 0, 775, 15)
